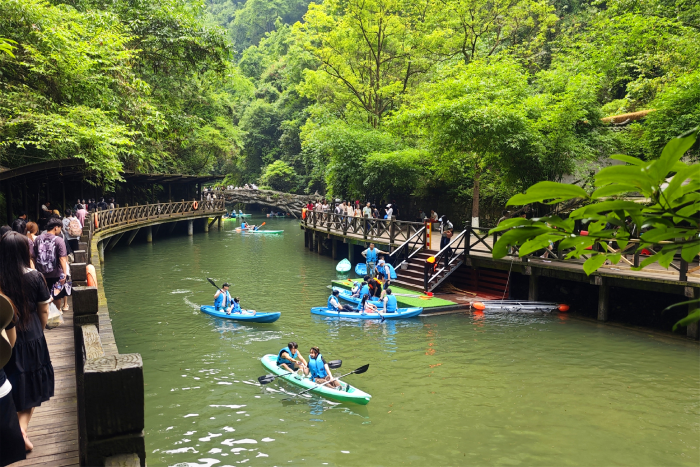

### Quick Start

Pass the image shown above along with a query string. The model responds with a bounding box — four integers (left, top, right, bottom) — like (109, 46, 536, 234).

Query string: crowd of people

(303, 200, 399, 220)
(0, 196, 110, 464)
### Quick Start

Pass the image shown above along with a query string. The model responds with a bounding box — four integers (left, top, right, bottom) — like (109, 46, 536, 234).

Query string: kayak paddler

(362, 243, 378, 277)
(328, 290, 356, 312)
(277, 342, 307, 374)
(359, 293, 379, 314)
(382, 288, 398, 313)
(377, 255, 391, 280)
(214, 283, 233, 313)
(304, 346, 341, 389)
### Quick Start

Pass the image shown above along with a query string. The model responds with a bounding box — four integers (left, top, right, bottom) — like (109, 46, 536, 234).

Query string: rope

(501, 255, 516, 302)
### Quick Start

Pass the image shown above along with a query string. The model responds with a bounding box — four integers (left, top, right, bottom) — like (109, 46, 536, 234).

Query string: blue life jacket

(214, 291, 231, 310)
(232, 301, 241, 313)
(385, 294, 398, 312)
(242, 222, 248, 228)
(366, 248, 378, 263)
(277, 347, 298, 365)
(327, 294, 338, 310)
(360, 284, 370, 298)
(308, 354, 327, 379)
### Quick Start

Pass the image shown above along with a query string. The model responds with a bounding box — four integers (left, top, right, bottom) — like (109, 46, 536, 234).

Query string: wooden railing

(467, 227, 698, 282)
(94, 199, 225, 232)
(303, 210, 426, 246)
(424, 230, 468, 292)
(390, 225, 427, 268)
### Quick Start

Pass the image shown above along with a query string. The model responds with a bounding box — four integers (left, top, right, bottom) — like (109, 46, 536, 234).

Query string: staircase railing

(424, 229, 468, 292)
(389, 225, 427, 269)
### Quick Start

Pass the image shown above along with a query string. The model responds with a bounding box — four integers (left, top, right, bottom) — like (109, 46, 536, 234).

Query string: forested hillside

(1, 0, 698, 224)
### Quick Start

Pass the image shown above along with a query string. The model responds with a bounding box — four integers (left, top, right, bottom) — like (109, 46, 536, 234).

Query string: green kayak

(260, 354, 372, 405)
(336, 258, 351, 272)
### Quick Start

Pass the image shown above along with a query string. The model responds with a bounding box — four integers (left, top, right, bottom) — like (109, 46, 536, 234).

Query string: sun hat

(386, 204, 392, 207)
(0, 293, 16, 368)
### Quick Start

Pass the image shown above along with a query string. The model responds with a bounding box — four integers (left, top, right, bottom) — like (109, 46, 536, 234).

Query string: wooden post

(332, 237, 338, 260)
(218, 216, 222, 229)
(146, 226, 152, 243)
(204, 217, 209, 232)
(389, 217, 396, 245)
(679, 258, 688, 281)
(187, 219, 193, 236)
(528, 273, 538, 301)
(597, 277, 609, 322)
(304, 230, 308, 248)
(126, 228, 140, 246)
(317, 234, 323, 254)
(348, 243, 355, 263)
(686, 286, 699, 340)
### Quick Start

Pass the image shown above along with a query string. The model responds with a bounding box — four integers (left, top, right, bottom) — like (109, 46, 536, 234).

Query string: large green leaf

(672, 308, 700, 332)
(653, 131, 698, 181)
(609, 154, 645, 166)
(583, 254, 607, 275)
(681, 241, 700, 263)
(507, 182, 588, 206)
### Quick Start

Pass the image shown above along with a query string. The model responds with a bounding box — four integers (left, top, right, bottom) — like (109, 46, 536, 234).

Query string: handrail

(424, 230, 468, 291)
(389, 225, 426, 268)
(94, 199, 225, 233)
(303, 210, 424, 245)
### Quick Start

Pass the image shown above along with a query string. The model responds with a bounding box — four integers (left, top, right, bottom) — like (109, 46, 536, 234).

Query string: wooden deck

(12, 306, 79, 467)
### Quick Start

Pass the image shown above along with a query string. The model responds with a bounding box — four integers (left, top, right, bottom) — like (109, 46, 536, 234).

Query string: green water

(102, 217, 700, 466)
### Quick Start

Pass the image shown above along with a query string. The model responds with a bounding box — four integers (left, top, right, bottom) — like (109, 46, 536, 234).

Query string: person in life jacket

(328, 290, 356, 312)
(377, 255, 392, 280)
(304, 347, 341, 389)
(241, 221, 249, 229)
(277, 342, 307, 374)
(350, 281, 362, 298)
(365, 275, 382, 298)
(214, 283, 233, 313)
(231, 297, 256, 315)
(382, 288, 398, 313)
(361, 243, 378, 277)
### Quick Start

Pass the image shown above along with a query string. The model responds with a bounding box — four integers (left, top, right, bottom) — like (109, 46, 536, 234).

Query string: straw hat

(0, 293, 16, 368)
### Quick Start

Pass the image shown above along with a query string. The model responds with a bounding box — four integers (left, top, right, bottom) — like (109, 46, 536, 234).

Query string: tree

(489, 129, 700, 328)
(259, 160, 297, 191)
(296, 0, 439, 127)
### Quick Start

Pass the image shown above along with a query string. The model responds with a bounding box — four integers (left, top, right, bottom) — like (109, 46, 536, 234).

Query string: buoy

(473, 301, 486, 311)
(558, 304, 570, 312)
(94, 213, 98, 229)
(192, 201, 199, 210)
(425, 291, 434, 297)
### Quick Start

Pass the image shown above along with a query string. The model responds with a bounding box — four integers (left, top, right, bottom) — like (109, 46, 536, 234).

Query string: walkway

(14, 307, 78, 467)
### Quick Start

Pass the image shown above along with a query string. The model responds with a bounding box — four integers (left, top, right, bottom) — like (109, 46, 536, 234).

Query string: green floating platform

(331, 279, 457, 309)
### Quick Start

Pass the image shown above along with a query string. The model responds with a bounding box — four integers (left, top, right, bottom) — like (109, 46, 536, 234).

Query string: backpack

(68, 218, 82, 237)
(35, 235, 58, 275)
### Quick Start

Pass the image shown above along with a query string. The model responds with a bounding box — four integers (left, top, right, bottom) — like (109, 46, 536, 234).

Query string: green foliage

(490, 129, 700, 277)
(259, 160, 296, 192)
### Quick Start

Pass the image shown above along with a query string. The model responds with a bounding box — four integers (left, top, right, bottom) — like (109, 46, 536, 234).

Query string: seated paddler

(277, 342, 307, 374)
(231, 297, 256, 315)
(304, 346, 341, 389)
(328, 289, 356, 312)
(214, 283, 233, 313)
(382, 288, 398, 313)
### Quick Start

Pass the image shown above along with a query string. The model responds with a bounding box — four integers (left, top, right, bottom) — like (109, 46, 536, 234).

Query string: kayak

(336, 258, 351, 272)
(237, 213, 252, 218)
(260, 354, 372, 405)
(266, 213, 287, 217)
(333, 286, 383, 307)
(200, 305, 281, 323)
(242, 229, 284, 234)
(311, 306, 423, 320)
(472, 300, 566, 313)
(355, 262, 397, 279)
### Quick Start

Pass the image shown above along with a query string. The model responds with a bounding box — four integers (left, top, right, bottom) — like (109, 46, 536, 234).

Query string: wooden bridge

(14, 200, 225, 467)
(301, 210, 700, 338)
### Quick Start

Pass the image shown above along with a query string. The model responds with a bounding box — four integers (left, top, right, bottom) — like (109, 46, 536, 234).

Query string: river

(102, 216, 700, 466)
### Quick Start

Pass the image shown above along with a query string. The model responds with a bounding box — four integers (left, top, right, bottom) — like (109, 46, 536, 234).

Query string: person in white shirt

(385, 204, 393, 219)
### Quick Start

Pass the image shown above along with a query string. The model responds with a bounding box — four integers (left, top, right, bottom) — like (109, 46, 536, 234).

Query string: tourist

(372, 204, 379, 219)
(304, 347, 341, 389)
(358, 293, 379, 314)
(353, 204, 361, 217)
(385, 204, 393, 219)
(362, 243, 378, 277)
(40, 201, 51, 213)
(276, 342, 306, 374)
(366, 274, 382, 298)
(15, 211, 27, 223)
(25, 222, 38, 243)
(33, 218, 70, 312)
(418, 209, 427, 222)
(497, 210, 510, 225)
(0, 292, 26, 466)
(11, 219, 26, 236)
(363, 202, 372, 218)
(230, 297, 255, 315)
(430, 210, 439, 221)
(382, 288, 398, 313)
(97, 198, 108, 211)
(0, 226, 10, 238)
(0, 232, 53, 453)
(377, 255, 391, 280)
(328, 290, 356, 312)
(214, 283, 233, 313)
(75, 203, 87, 230)
(63, 209, 81, 255)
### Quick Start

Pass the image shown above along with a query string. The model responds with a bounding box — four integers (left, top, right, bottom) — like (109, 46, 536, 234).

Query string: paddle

(258, 360, 342, 385)
(294, 364, 369, 397)
(240, 221, 266, 231)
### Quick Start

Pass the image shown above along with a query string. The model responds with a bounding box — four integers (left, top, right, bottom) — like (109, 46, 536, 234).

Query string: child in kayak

(305, 346, 341, 390)
(277, 342, 307, 374)
(230, 297, 256, 316)
(358, 294, 381, 316)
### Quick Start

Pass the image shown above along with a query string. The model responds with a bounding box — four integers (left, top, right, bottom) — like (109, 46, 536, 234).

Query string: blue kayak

(199, 305, 281, 323)
(310, 306, 422, 320)
(355, 262, 397, 279)
(333, 286, 383, 307)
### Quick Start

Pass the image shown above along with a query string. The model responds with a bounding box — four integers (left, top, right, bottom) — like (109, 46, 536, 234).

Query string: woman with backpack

(63, 209, 81, 255)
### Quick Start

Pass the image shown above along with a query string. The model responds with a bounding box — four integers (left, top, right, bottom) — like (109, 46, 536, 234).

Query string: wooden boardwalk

(12, 306, 79, 467)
